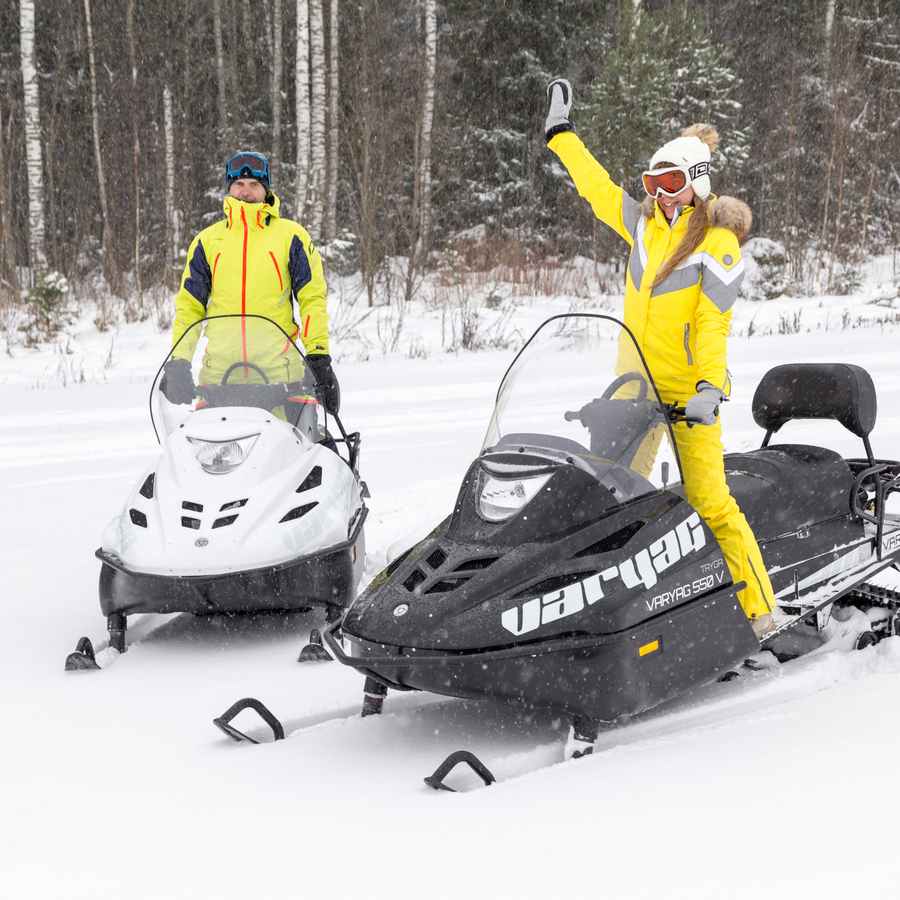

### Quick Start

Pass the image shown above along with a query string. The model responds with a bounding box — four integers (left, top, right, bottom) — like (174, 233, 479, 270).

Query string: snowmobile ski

(64, 636, 100, 671)
(213, 698, 285, 744)
(424, 751, 496, 791)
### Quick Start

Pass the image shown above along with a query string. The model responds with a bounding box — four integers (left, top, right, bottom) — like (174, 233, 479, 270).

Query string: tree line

(2, 0, 898, 318)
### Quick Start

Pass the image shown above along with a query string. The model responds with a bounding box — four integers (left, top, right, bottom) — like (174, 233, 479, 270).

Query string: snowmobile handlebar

(196, 380, 314, 412)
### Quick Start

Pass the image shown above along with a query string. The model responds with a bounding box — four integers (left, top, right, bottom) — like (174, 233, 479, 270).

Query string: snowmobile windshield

(481, 314, 682, 499)
(150, 315, 322, 443)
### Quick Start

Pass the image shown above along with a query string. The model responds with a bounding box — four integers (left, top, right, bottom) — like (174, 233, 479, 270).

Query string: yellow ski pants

(672, 420, 775, 621)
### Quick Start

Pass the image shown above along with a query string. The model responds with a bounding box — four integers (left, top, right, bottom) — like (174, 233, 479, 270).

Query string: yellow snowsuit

(171, 193, 328, 384)
(549, 131, 774, 620)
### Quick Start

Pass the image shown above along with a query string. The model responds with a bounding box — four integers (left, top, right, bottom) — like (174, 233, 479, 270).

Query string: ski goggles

(226, 152, 269, 183)
(642, 162, 710, 198)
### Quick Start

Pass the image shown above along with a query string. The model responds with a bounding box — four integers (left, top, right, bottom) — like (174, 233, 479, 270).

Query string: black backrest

(752, 363, 877, 438)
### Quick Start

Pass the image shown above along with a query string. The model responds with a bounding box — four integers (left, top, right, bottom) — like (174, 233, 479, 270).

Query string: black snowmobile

(324, 313, 900, 765)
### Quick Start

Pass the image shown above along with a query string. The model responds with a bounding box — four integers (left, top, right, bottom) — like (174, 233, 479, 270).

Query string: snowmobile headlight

(186, 434, 260, 474)
(478, 471, 553, 522)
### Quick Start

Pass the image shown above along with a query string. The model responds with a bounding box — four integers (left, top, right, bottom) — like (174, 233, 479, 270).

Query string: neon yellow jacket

(550, 131, 747, 402)
(172, 193, 329, 370)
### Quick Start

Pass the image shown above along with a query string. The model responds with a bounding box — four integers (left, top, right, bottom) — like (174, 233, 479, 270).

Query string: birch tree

(295, 0, 311, 217)
(326, 0, 340, 244)
(127, 0, 143, 309)
(83, 0, 115, 288)
(309, 0, 326, 238)
(19, 0, 47, 272)
(271, 0, 283, 183)
(418, 0, 437, 246)
(164, 86, 176, 291)
(213, 0, 228, 139)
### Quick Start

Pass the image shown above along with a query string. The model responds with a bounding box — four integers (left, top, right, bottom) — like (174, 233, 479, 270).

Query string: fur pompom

(681, 124, 719, 157)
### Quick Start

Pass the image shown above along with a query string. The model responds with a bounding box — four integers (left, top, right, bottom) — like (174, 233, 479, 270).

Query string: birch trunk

(164, 86, 176, 291)
(0, 99, 16, 313)
(270, 0, 283, 184)
(309, 0, 326, 237)
(19, 0, 47, 272)
(418, 0, 436, 248)
(295, 0, 311, 217)
(127, 0, 143, 309)
(213, 0, 228, 138)
(326, 0, 339, 243)
(83, 0, 114, 285)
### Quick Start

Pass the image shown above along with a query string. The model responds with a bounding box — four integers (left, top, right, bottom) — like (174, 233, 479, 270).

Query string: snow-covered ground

(2, 257, 900, 898)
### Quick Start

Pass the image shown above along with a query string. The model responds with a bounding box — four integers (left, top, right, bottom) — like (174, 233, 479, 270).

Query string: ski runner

(544, 79, 776, 638)
(162, 151, 339, 415)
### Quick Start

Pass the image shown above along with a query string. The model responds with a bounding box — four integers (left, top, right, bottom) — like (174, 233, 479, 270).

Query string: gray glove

(545, 78, 574, 141)
(684, 382, 726, 426)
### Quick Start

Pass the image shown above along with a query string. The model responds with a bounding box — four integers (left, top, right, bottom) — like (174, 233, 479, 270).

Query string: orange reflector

(639, 640, 660, 657)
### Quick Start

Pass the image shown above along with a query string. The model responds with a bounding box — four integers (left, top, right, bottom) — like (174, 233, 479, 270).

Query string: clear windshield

(150, 315, 321, 442)
(481, 314, 682, 497)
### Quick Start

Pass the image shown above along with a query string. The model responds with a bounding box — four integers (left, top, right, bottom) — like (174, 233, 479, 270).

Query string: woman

(545, 78, 775, 638)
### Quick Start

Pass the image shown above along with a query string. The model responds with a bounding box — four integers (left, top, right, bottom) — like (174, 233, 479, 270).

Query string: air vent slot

(425, 579, 465, 595)
(513, 571, 595, 599)
(139, 474, 155, 499)
(425, 548, 447, 569)
(220, 499, 248, 511)
(572, 521, 645, 559)
(280, 502, 318, 523)
(453, 557, 498, 572)
(181, 516, 201, 529)
(129, 508, 148, 528)
(385, 548, 412, 576)
(182, 501, 204, 512)
(296, 466, 323, 493)
(403, 569, 426, 592)
(212, 515, 239, 529)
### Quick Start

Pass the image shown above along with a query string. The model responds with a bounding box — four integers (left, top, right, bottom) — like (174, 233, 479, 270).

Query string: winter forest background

(2, 0, 899, 343)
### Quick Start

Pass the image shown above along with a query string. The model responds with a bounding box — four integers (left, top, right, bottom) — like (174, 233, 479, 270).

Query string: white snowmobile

(66, 314, 367, 670)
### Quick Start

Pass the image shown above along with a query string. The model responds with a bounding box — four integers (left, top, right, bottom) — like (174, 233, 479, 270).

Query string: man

(162, 151, 339, 414)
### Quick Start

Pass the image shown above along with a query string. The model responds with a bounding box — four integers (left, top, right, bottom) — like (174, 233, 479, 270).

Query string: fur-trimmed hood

(641, 194, 752, 245)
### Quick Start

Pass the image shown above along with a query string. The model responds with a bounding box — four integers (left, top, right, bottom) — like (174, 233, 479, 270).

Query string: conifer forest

(2, 0, 899, 318)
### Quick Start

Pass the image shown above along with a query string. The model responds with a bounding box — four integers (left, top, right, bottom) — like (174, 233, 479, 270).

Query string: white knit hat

(649, 126, 718, 200)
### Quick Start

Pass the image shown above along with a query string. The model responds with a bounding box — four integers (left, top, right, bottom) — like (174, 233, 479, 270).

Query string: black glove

(545, 78, 574, 141)
(160, 357, 196, 405)
(306, 353, 341, 415)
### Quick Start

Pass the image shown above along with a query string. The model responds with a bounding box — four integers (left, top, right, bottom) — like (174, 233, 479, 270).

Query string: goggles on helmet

(641, 161, 710, 198)
(226, 152, 269, 183)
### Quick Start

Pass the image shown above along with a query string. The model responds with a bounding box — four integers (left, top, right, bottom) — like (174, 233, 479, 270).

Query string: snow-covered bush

(832, 265, 863, 296)
(741, 238, 788, 301)
(20, 270, 72, 345)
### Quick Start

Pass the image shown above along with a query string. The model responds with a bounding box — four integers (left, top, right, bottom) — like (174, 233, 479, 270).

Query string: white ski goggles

(642, 162, 710, 198)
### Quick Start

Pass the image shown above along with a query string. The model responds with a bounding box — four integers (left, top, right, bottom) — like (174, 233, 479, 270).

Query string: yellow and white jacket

(549, 131, 752, 403)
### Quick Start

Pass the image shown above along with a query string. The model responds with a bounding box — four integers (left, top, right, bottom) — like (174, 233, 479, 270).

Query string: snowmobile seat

(752, 363, 876, 450)
(724, 363, 875, 540)
(725, 445, 854, 541)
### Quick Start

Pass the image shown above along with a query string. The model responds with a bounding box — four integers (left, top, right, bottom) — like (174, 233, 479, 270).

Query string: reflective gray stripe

(628, 217, 647, 289)
(622, 194, 643, 235)
(700, 254, 745, 312)
(650, 262, 702, 298)
(683, 323, 693, 365)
